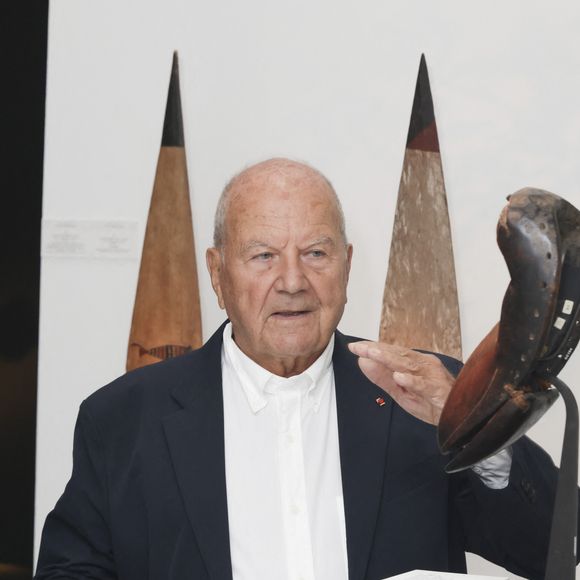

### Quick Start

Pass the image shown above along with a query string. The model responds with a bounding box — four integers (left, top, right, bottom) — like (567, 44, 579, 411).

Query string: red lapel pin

(375, 397, 386, 407)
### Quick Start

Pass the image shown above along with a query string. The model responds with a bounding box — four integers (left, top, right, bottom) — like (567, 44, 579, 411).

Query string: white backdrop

(37, 1, 580, 577)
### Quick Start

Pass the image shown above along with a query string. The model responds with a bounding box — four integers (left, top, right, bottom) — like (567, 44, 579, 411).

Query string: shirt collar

(222, 322, 334, 414)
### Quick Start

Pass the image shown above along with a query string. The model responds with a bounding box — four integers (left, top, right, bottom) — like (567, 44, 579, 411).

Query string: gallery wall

(37, 1, 580, 577)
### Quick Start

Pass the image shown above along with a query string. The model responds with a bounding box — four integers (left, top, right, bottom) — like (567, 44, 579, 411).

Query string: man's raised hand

(348, 341, 455, 425)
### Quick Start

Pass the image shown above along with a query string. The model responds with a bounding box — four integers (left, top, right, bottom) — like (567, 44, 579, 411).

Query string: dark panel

(0, 2, 48, 577)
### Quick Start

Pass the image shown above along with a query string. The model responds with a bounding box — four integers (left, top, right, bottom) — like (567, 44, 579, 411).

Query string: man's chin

(266, 335, 327, 361)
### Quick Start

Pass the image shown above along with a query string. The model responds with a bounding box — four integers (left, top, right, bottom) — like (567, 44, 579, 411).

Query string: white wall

(37, 0, 580, 577)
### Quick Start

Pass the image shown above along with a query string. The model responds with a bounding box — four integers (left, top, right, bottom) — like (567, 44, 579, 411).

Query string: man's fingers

(358, 358, 412, 400)
(357, 357, 396, 391)
(348, 341, 420, 373)
(357, 356, 421, 396)
(347, 341, 373, 358)
(392, 371, 414, 389)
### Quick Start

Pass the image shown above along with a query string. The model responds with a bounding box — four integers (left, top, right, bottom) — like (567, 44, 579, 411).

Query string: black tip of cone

(406, 54, 439, 152)
(161, 51, 184, 147)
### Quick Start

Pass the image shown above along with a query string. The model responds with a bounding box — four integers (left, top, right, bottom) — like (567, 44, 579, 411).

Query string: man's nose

(274, 255, 308, 294)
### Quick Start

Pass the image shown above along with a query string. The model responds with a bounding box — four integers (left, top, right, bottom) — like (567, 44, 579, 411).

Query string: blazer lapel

(163, 325, 233, 580)
(333, 331, 394, 580)
(161, 325, 393, 580)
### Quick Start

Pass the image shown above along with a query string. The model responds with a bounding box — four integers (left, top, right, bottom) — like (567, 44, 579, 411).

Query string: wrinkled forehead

(230, 161, 330, 199)
(227, 168, 340, 227)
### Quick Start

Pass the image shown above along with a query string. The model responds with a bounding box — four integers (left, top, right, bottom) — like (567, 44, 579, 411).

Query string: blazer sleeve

(35, 402, 117, 579)
(450, 434, 570, 580)
(433, 350, 578, 579)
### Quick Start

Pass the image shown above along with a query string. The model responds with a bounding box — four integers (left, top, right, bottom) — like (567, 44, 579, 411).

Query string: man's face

(207, 164, 352, 376)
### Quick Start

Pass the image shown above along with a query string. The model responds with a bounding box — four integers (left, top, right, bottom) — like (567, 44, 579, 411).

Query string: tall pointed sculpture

(379, 55, 462, 360)
(126, 52, 202, 371)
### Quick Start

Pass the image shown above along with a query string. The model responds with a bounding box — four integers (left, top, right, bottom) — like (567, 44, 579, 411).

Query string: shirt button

(290, 503, 300, 515)
(287, 433, 295, 444)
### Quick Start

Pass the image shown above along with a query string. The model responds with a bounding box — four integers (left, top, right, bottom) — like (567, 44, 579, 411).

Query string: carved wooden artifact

(126, 52, 202, 371)
(380, 54, 462, 360)
(439, 189, 580, 471)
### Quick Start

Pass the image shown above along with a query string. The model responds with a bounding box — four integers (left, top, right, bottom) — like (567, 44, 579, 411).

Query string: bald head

(213, 158, 347, 248)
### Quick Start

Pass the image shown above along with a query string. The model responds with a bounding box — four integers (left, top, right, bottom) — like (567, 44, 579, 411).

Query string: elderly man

(36, 158, 559, 580)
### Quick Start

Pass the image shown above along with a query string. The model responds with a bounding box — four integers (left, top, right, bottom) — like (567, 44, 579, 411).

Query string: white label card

(554, 317, 566, 330)
(42, 219, 139, 260)
(563, 299, 574, 315)
(384, 571, 508, 579)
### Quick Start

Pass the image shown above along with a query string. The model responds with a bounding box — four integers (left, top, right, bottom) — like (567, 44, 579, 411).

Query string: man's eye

(308, 250, 326, 258)
(253, 252, 273, 261)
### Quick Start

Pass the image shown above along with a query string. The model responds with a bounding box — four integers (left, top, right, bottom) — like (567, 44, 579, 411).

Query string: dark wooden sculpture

(380, 54, 462, 360)
(439, 189, 580, 472)
(126, 52, 202, 371)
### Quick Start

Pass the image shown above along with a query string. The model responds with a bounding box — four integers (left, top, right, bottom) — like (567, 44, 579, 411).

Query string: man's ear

(206, 247, 226, 310)
(346, 244, 353, 280)
(344, 244, 353, 304)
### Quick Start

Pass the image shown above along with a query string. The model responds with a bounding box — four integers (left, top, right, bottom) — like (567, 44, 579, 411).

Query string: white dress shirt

(222, 323, 348, 580)
(221, 323, 512, 580)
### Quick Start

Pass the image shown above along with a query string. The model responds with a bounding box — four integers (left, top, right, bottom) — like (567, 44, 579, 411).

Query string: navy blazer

(36, 324, 560, 580)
